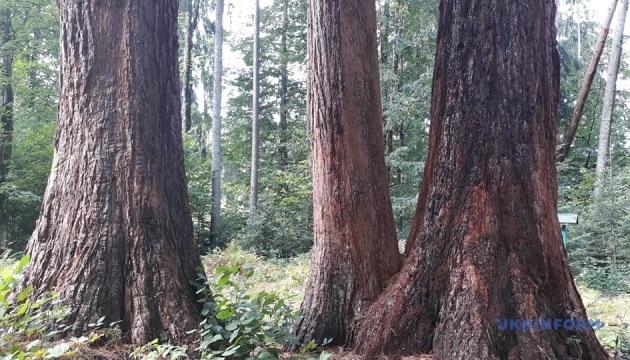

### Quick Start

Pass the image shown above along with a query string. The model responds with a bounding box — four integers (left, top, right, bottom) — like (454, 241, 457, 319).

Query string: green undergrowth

(1, 245, 628, 358)
(202, 242, 310, 309)
(0, 254, 107, 359)
(579, 285, 630, 353)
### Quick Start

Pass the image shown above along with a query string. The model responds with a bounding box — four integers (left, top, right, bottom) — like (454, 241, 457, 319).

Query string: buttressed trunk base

(351, 0, 608, 359)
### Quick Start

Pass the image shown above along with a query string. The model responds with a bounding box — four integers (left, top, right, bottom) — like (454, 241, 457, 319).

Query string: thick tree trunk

(210, 0, 224, 247)
(292, 0, 402, 348)
(23, 1, 203, 345)
(557, 0, 618, 162)
(249, 0, 261, 215)
(352, 1, 608, 358)
(0, 8, 13, 250)
(182, 0, 200, 133)
(594, 0, 628, 198)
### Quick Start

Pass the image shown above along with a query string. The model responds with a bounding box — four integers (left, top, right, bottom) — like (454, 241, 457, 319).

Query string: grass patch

(202, 242, 310, 308)
(579, 285, 630, 352)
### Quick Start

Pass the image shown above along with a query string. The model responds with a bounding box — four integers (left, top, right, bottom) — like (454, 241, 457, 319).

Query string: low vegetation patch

(0, 246, 627, 359)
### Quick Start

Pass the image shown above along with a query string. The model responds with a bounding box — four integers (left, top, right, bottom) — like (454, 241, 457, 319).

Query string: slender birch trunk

(594, 0, 628, 198)
(211, 0, 225, 247)
(557, 0, 618, 162)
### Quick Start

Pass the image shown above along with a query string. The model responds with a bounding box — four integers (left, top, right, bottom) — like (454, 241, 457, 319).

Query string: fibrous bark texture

(24, 0, 202, 345)
(292, 0, 402, 348)
(352, 1, 608, 359)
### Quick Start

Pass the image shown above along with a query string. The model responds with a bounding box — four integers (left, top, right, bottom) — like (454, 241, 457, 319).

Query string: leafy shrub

(193, 265, 299, 359)
(0, 254, 101, 359)
(202, 243, 309, 308)
(569, 178, 630, 294)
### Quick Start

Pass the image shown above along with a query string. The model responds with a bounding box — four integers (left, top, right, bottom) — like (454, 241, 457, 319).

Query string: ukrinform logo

(495, 319, 601, 331)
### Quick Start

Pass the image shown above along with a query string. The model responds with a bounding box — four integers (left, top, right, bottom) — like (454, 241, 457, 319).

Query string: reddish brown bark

(352, 0, 608, 359)
(292, 0, 402, 348)
(23, 0, 203, 345)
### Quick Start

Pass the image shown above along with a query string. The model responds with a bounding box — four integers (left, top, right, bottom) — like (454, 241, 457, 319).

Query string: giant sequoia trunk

(23, 1, 203, 345)
(352, 0, 608, 358)
(292, 0, 402, 348)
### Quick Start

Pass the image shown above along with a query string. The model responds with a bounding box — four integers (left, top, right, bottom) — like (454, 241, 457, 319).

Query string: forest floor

(2, 245, 629, 359)
(203, 244, 630, 359)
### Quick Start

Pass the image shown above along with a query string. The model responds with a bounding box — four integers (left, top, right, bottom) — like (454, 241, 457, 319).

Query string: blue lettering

(540, 319, 552, 330)
(496, 319, 507, 331)
(554, 319, 563, 330)
(588, 319, 601, 330)
(564, 319, 575, 330)
(522, 319, 532, 330)
(509, 319, 521, 330)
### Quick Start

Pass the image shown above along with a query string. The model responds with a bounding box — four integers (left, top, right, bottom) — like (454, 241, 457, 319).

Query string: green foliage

(184, 134, 213, 248)
(0, 255, 102, 359)
(194, 265, 299, 359)
(211, 0, 311, 256)
(569, 171, 630, 294)
(192, 268, 331, 359)
(378, 0, 437, 240)
(555, 0, 630, 299)
(579, 285, 630, 353)
(131, 338, 190, 360)
(0, 0, 58, 252)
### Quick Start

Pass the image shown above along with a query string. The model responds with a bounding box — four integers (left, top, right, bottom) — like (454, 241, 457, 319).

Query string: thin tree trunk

(291, 0, 402, 348)
(380, 1, 392, 181)
(594, 0, 628, 198)
(557, 0, 618, 162)
(182, 0, 200, 133)
(584, 80, 603, 169)
(23, 0, 202, 345)
(250, 0, 261, 215)
(392, 3, 403, 185)
(0, 8, 12, 250)
(210, 0, 224, 248)
(577, 7, 582, 60)
(352, 1, 608, 358)
(379, 1, 390, 65)
(278, 0, 289, 196)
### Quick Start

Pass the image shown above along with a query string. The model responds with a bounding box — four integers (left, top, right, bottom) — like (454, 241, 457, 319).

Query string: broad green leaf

(45, 342, 71, 358)
(216, 309, 234, 320)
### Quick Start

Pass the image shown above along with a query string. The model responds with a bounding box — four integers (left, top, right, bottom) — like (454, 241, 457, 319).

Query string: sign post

(558, 213, 578, 248)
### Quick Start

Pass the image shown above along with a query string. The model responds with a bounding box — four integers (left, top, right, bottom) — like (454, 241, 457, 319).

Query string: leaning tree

(348, 0, 609, 358)
(291, 0, 402, 347)
(23, 0, 203, 345)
